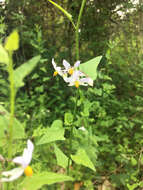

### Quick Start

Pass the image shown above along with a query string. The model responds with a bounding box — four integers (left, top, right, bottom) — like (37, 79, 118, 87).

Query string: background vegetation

(0, 0, 143, 189)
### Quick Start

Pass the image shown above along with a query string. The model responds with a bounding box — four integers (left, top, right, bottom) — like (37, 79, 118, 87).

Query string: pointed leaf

(37, 120, 65, 145)
(19, 172, 73, 190)
(0, 44, 9, 64)
(4, 30, 19, 51)
(51, 119, 63, 129)
(54, 144, 68, 169)
(13, 55, 41, 89)
(71, 148, 96, 171)
(79, 56, 102, 80)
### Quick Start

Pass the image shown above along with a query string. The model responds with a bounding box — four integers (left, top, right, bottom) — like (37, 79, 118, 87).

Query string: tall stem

(67, 0, 87, 175)
(67, 89, 79, 175)
(8, 51, 15, 159)
(75, 0, 87, 60)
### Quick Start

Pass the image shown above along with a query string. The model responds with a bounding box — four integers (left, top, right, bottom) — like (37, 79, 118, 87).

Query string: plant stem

(67, 89, 79, 175)
(67, 0, 87, 175)
(8, 51, 15, 159)
(75, 0, 87, 60)
(48, 0, 76, 30)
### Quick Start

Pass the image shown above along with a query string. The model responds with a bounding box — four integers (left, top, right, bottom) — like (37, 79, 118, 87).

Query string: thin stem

(75, 0, 87, 60)
(67, 89, 79, 175)
(8, 51, 15, 159)
(48, 0, 76, 30)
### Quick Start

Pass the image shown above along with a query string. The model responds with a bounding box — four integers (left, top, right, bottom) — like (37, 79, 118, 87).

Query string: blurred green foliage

(0, 0, 143, 189)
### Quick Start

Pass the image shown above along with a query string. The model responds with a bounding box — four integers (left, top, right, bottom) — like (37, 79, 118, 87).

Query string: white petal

(13, 140, 34, 168)
(68, 83, 74, 86)
(27, 140, 34, 154)
(79, 78, 89, 86)
(78, 71, 86, 77)
(52, 58, 56, 70)
(87, 77, 93, 86)
(23, 140, 34, 167)
(74, 61, 80, 68)
(56, 67, 63, 76)
(63, 76, 69, 82)
(63, 60, 70, 70)
(1, 167, 24, 182)
(13, 156, 24, 166)
(72, 70, 80, 79)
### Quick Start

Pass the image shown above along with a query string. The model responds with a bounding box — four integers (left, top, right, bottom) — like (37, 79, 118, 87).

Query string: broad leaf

(0, 44, 9, 64)
(19, 172, 73, 190)
(4, 30, 19, 51)
(13, 55, 41, 89)
(54, 144, 68, 169)
(71, 148, 95, 171)
(0, 105, 25, 146)
(79, 56, 102, 80)
(37, 120, 65, 145)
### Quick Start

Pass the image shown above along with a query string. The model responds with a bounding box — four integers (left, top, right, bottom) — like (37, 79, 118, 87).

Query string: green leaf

(79, 56, 102, 80)
(54, 144, 68, 169)
(19, 172, 73, 190)
(131, 157, 137, 166)
(127, 183, 139, 190)
(71, 148, 96, 171)
(4, 30, 19, 51)
(0, 44, 9, 64)
(64, 112, 73, 125)
(13, 55, 41, 89)
(37, 120, 65, 145)
(0, 105, 25, 146)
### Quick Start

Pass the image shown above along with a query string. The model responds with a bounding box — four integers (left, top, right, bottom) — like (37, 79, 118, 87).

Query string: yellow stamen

(75, 81, 79, 88)
(24, 166, 33, 177)
(53, 71, 58, 76)
(68, 68, 74, 75)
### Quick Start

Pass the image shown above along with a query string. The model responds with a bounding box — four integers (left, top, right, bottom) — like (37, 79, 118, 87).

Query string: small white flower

(0, 140, 34, 182)
(52, 58, 66, 77)
(52, 58, 94, 87)
(64, 70, 93, 88)
(78, 126, 86, 131)
(63, 60, 80, 75)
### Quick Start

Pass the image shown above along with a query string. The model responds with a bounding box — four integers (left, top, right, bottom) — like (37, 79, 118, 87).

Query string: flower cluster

(52, 59, 93, 88)
(0, 140, 34, 182)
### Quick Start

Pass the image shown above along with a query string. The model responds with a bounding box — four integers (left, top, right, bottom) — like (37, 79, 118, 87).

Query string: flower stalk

(7, 51, 15, 159)
(75, 0, 87, 60)
(67, 88, 79, 175)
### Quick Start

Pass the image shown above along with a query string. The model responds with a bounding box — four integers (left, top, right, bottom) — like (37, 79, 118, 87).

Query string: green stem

(75, 0, 87, 60)
(48, 0, 76, 30)
(67, 89, 79, 175)
(8, 51, 15, 159)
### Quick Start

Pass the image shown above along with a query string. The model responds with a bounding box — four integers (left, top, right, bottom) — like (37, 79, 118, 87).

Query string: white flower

(0, 140, 34, 182)
(52, 58, 66, 77)
(52, 58, 94, 87)
(64, 70, 93, 88)
(78, 126, 86, 131)
(63, 60, 80, 75)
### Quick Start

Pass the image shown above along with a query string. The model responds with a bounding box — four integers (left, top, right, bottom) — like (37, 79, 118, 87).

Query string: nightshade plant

(0, 0, 102, 189)
(48, 0, 102, 178)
